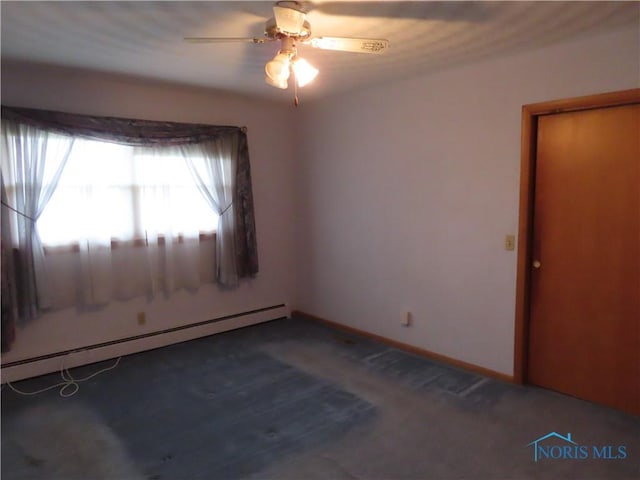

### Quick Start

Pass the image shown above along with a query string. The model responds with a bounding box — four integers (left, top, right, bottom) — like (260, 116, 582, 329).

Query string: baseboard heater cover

(1, 304, 288, 383)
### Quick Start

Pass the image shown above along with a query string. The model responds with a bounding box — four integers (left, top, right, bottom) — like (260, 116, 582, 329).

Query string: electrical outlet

(137, 312, 146, 326)
(505, 234, 516, 251)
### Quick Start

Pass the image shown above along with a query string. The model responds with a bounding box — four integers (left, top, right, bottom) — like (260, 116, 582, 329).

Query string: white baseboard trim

(1, 304, 289, 383)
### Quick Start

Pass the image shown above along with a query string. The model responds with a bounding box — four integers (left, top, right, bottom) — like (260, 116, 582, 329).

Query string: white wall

(294, 27, 640, 375)
(1, 63, 298, 366)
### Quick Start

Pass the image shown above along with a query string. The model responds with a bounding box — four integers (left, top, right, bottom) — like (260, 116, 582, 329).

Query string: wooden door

(528, 103, 640, 415)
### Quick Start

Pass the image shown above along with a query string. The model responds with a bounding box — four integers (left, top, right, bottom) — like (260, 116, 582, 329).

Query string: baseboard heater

(1, 304, 288, 383)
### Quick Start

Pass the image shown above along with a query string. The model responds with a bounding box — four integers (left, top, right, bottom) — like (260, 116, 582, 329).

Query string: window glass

(37, 138, 218, 246)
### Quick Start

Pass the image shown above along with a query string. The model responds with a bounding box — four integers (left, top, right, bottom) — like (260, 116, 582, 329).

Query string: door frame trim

(513, 88, 640, 384)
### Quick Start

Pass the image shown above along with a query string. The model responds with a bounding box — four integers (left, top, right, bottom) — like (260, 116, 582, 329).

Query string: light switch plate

(505, 234, 516, 251)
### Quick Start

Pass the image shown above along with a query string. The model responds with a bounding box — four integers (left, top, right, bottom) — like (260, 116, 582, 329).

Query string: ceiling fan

(184, 1, 389, 105)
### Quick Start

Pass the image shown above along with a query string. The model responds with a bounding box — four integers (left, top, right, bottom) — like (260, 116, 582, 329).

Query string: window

(36, 136, 218, 247)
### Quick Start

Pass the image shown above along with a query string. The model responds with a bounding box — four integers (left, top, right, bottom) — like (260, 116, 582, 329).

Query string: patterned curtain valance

(1, 105, 245, 146)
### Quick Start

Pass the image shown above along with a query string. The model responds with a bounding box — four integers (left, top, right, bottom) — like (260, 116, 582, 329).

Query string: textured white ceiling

(1, 1, 638, 102)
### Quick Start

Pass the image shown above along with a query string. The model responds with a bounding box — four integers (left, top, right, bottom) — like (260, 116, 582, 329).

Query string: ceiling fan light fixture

(292, 57, 318, 87)
(184, 2, 390, 101)
(265, 75, 289, 89)
(265, 52, 291, 89)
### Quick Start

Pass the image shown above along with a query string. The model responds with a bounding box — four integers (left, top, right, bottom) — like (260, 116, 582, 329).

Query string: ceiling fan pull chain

(294, 74, 299, 106)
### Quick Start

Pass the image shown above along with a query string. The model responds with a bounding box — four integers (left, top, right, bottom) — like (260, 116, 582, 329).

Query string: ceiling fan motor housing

(266, 5, 311, 39)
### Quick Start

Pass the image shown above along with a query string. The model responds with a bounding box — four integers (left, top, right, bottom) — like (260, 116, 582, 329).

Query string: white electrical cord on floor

(3, 355, 122, 398)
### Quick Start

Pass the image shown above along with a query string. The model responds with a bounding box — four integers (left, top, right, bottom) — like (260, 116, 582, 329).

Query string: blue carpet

(2, 330, 376, 480)
(115, 351, 376, 479)
(4, 317, 637, 480)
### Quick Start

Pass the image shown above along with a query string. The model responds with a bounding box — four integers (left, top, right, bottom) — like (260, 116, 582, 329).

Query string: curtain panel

(1, 121, 75, 317)
(1, 182, 17, 352)
(235, 133, 259, 277)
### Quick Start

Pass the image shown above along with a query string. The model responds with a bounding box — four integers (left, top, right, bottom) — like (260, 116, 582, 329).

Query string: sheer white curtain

(35, 138, 217, 308)
(0, 120, 75, 317)
(181, 134, 240, 286)
(132, 146, 213, 296)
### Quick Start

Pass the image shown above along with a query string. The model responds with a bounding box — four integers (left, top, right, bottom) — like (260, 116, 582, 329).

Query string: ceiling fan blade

(184, 37, 269, 44)
(309, 37, 389, 54)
